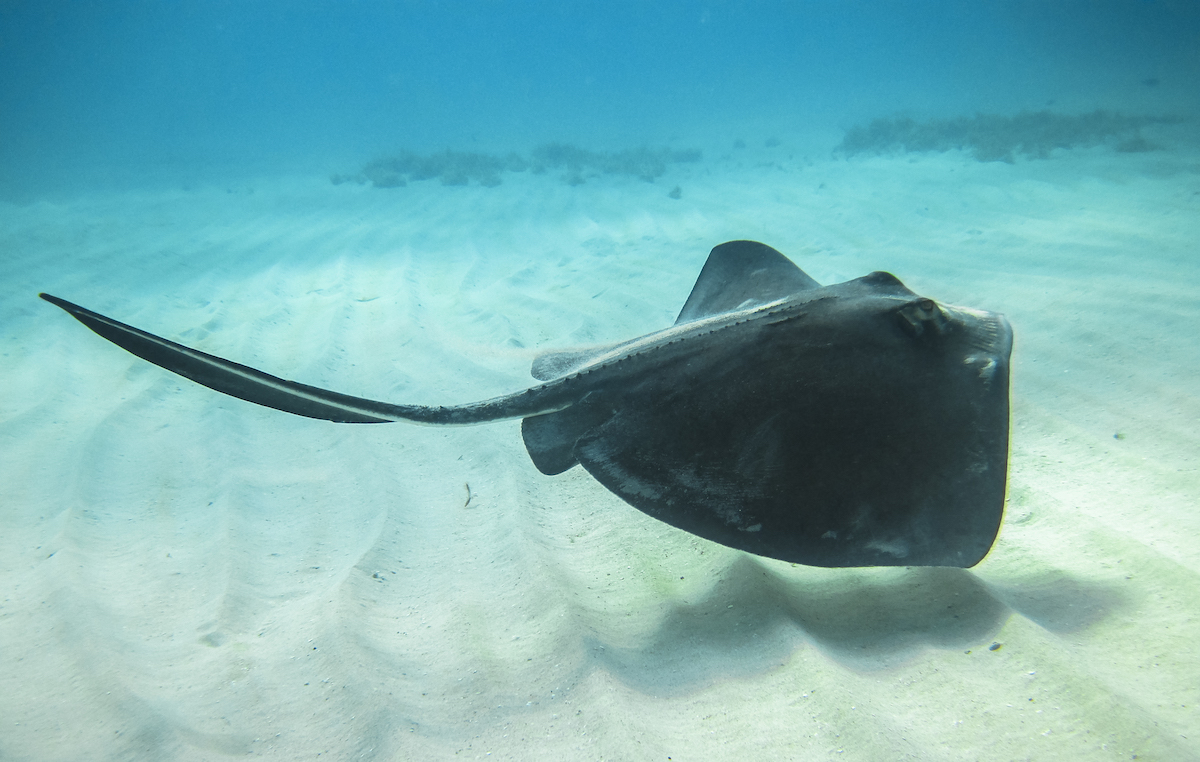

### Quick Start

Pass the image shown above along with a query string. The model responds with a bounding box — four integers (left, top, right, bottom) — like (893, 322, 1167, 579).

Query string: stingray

(40, 240, 1012, 568)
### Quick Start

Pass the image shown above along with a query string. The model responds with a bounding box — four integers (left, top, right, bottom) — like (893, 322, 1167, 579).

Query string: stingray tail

(39, 293, 415, 422)
(39, 293, 570, 425)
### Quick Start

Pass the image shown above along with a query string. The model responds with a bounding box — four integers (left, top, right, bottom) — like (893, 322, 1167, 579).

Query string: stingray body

(41, 241, 1013, 568)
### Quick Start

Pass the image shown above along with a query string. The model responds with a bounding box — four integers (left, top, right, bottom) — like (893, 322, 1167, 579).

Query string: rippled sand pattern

(1, 148, 1197, 760)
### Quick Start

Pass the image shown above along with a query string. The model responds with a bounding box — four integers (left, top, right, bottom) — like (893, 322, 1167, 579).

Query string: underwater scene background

(2, 1, 1198, 759)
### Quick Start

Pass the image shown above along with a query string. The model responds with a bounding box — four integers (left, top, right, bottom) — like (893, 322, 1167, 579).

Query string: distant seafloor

(1, 129, 1198, 760)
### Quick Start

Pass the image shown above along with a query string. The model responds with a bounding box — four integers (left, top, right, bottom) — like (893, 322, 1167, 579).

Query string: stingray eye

(896, 298, 947, 337)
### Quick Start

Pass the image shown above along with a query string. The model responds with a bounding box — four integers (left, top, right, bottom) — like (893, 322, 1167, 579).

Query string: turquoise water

(2, 1, 1197, 196)
(2, 3, 1199, 760)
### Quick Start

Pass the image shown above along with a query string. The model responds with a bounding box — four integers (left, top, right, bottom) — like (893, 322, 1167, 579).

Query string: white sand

(1, 144, 1198, 760)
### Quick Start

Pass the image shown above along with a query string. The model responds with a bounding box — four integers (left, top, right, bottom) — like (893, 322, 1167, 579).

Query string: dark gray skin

(40, 241, 1012, 568)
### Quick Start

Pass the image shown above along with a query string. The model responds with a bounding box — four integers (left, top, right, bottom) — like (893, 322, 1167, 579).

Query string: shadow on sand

(585, 555, 1122, 696)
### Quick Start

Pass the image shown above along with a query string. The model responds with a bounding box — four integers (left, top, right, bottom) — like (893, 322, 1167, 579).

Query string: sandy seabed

(1, 144, 1198, 761)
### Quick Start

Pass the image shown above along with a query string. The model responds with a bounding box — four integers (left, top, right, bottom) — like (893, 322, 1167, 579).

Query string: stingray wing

(526, 273, 1013, 568)
(675, 240, 821, 323)
(528, 241, 823, 382)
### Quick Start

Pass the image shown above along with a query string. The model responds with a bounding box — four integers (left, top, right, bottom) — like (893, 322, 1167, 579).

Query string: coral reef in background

(353, 150, 528, 188)
(337, 144, 702, 189)
(837, 110, 1178, 163)
(531, 143, 701, 185)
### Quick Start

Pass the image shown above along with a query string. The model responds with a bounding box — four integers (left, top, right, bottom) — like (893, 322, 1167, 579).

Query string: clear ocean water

(2, 2, 1199, 760)
(3, 0, 1197, 196)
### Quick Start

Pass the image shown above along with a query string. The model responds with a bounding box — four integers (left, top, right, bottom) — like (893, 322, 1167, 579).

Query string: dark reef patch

(531, 143, 701, 184)
(343, 143, 701, 189)
(359, 150, 527, 189)
(837, 110, 1179, 163)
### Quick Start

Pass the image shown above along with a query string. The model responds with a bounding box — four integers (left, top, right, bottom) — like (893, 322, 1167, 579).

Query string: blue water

(4, 3, 1200, 759)
(2, 0, 1197, 196)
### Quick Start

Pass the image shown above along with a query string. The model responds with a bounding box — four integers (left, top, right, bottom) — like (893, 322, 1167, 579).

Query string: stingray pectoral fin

(530, 340, 634, 382)
(675, 241, 822, 324)
(520, 396, 613, 475)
